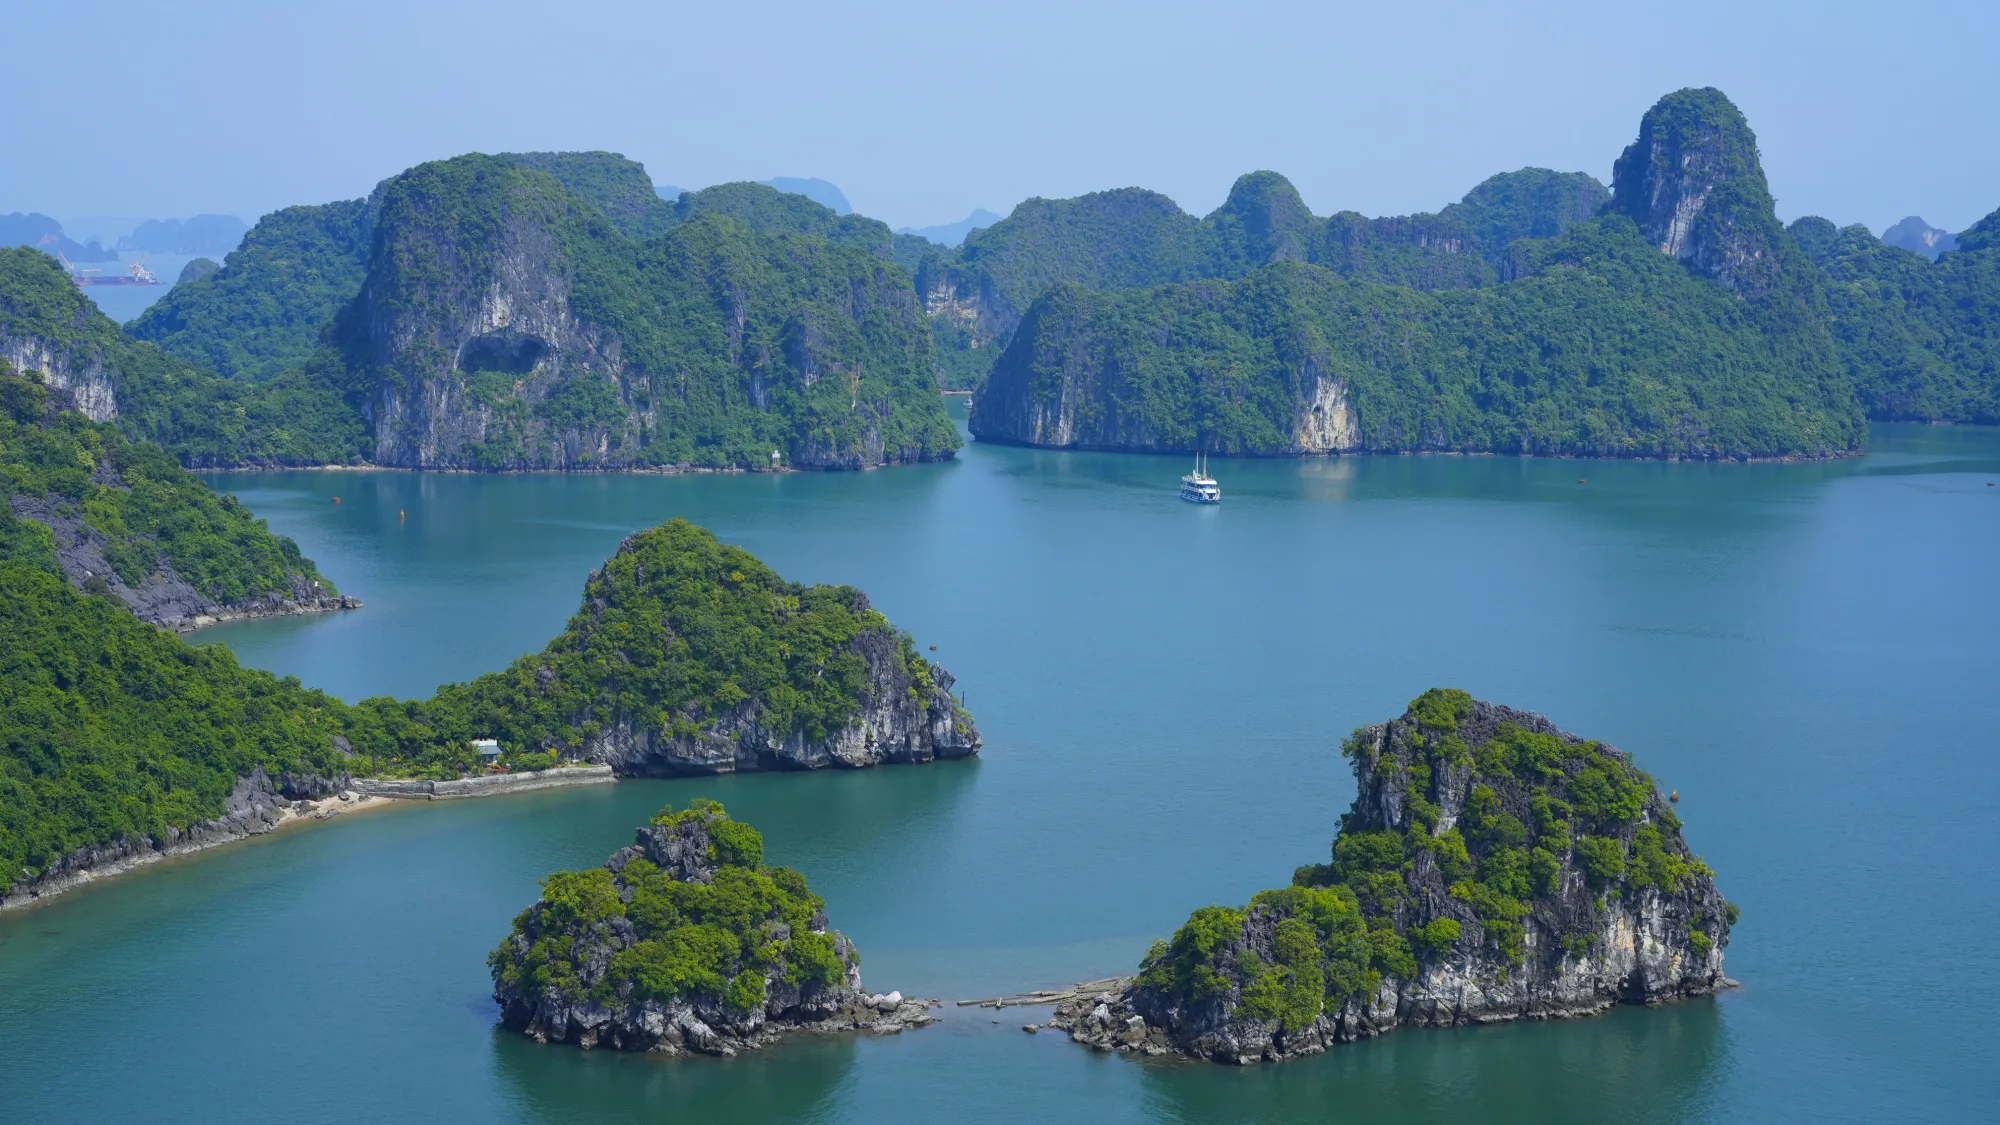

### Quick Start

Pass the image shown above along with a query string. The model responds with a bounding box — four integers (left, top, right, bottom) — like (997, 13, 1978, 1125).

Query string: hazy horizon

(7, 0, 1997, 235)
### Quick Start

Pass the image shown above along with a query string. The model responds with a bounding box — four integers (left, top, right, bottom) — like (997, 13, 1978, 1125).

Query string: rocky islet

(489, 800, 937, 1055)
(1050, 691, 1733, 1064)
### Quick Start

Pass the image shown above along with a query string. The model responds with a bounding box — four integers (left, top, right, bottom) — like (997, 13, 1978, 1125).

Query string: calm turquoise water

(3, 418, 1998, 1123)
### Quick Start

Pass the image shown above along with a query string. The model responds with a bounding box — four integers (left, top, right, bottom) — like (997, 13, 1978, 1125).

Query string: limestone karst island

(1053, 691, 1733, 1064)
(3, 8, 1997, 1119)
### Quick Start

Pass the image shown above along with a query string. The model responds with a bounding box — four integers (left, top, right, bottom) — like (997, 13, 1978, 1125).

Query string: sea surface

(73, 248, 213, 322)
(3, 416, 1997, 1123)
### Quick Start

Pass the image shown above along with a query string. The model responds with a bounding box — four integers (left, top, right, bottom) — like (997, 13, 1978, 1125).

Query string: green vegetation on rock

(340, 518, 973, 776)
(972, 89, 1865, 459)
(918, 167, 1608, 389)
(129, 200, 374, 383)
(0, 362, 335, 611)
(1, 246, 369, 464)
(13, 151, 960, 471)
(1441, 168, 1610, 268)
(664, 181, 897, 258)
(975, 211, 1860, 458)
(489, 801, 845, 1013)
(1789, 212, 2000, 423)
(0, 565, 353, 887)
(0, 513, 971, 898)
(500, 151, 678, 239)
(1125, 690, 1732, 1057)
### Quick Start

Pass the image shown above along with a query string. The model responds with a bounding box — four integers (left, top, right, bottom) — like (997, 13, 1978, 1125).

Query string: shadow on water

(1136, 998, 1729, 1125)
(491, 1027, 856, 1124)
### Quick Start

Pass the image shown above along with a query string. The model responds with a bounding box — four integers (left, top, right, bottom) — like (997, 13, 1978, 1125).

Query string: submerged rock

(1054, 690, 1735, 1064)
(490, 800, 936, 1055)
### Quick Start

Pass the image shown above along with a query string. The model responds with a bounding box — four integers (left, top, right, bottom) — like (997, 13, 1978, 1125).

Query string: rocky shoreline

(0, 768, 392, 912)
(0, 765, 611, 912)
(169, 591, 362, 632)
(1048, 970, 1736, 1062)
(502, 988, 940, 1057)
(9, 494, 364, 632)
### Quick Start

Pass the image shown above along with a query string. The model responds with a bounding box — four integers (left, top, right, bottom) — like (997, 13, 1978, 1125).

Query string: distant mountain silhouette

(1880, 216, 1958, 260)
(762, 177, 850, 215)
(0, 212, 117, 262)
(121, 215, 248, 255)
(898, 208, 1004, 247)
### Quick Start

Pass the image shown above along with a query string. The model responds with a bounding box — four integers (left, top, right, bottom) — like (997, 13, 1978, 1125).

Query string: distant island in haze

(1879, 215, 1958, 260)
(2, 213, 117, 263)
(898, 208, 1004, 247)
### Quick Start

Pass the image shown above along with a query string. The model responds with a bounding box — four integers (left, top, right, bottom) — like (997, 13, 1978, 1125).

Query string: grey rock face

(350, 184, 634, 470)
(575, 627, 979, 777)
(969, 285, 1361, 455)
(1055, 699, 1733, 1064)
(1610, 87, 1785, 300)
(1, 334, 118, 422)
(9, 493, 360, 632)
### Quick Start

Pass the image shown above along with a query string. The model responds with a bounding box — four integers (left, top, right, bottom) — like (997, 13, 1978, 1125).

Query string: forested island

(1053, 690, 1732, 1064)
(5, 89, 1995, 469)
(1, 361, 355, 629)
(491, 800, 935, 1053)
(0, 431, 977, 910)
(969, 89, 1873, 459)
(3, 156, 957, 471)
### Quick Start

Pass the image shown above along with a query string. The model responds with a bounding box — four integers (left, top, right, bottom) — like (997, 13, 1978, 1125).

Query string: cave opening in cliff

(459, 331, 549, 376)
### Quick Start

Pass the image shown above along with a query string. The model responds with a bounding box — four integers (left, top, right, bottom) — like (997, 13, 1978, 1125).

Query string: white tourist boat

(1179, 452, 1221, 503)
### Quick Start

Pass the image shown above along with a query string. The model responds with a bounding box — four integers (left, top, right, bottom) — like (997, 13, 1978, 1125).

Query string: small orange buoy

(1669, 789, 1679, 803)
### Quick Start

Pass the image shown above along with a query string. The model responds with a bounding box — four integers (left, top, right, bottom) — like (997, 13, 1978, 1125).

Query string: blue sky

(7, 0, 1996, 233)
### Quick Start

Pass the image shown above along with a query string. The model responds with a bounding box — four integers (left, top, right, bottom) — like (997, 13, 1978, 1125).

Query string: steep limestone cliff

(1054, 691, 1733, 1064)
(490, 801, 934, 1054)
(1609, 87, 1791, 301)
(970, 90, 1861, 461)
(324, 155, 958, 471)
(1, 247, 128, 423)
